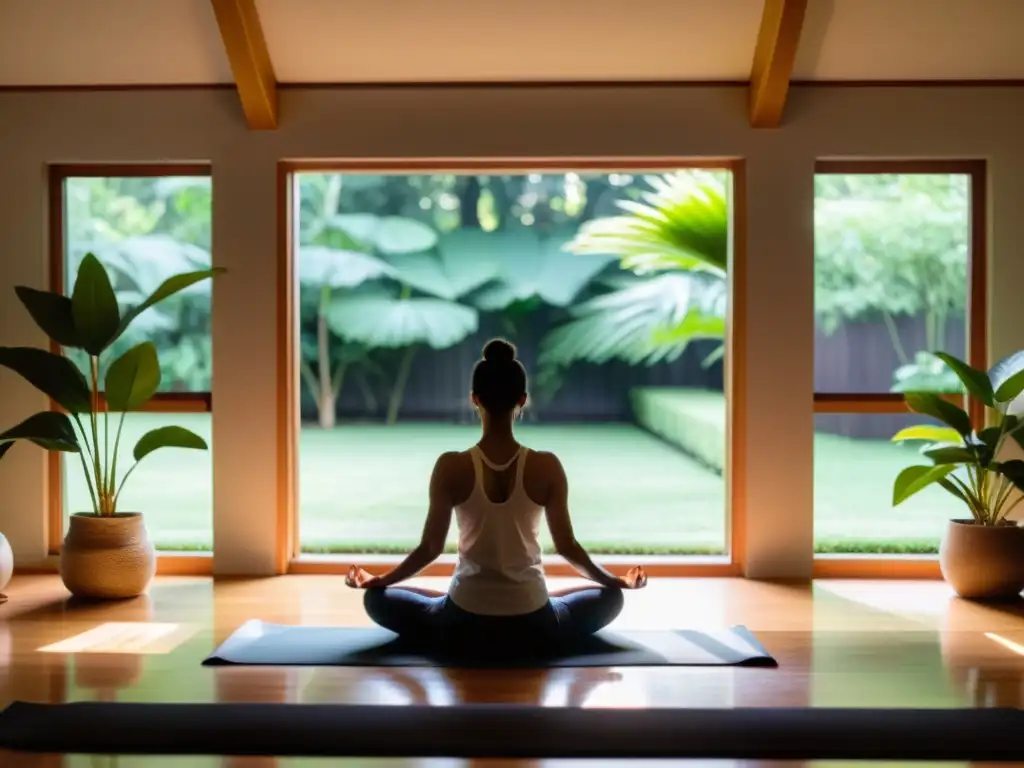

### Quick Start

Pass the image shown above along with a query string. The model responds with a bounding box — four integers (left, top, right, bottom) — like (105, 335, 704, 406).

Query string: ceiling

(0, 0, 1022, 87)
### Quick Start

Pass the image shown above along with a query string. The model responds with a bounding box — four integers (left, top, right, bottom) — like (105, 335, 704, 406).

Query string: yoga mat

(203, 620, 777, 667)
(1, 702, 1022, 760)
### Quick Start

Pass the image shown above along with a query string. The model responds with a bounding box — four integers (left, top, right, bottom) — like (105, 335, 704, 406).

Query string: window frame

(276, 157, 749, 577)
(47, 164, 214, 571)
(811, 159, 987, 578)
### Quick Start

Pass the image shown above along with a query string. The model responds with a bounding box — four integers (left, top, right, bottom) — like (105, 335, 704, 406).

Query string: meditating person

(345, 337, 647, 657)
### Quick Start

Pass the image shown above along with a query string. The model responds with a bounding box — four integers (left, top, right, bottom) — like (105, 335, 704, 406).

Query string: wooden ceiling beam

(210, 0, 278, 130)
(749, 0, 807, 128)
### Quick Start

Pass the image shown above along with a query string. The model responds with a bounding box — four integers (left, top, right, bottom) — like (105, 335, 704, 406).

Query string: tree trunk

(317, 308, 336, 429)
(386, 346, 417, 425)
(580, 177, 612, 221)
(459, 177, 481, 228)
(355, 370, 379, 414)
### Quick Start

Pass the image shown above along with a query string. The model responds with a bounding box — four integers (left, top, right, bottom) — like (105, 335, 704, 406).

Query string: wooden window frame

(811, 159, 987, 579)
(277, 158, 748, 578)
(46, 164, 214, 574)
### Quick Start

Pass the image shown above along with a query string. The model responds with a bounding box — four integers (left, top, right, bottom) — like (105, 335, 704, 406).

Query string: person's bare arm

(363, 453, 455, 588)
(540, 452, 627, 589)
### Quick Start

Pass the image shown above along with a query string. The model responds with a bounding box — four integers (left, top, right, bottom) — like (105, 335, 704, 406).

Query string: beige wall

(0, 84, 1022, 578)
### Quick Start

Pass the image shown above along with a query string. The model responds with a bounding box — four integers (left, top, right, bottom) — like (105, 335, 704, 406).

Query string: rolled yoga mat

(1, 701, 1022, 760)
(203, 620, 777, 667)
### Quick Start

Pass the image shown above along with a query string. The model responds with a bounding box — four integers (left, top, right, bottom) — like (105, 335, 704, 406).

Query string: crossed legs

(363, 583, 624, 645)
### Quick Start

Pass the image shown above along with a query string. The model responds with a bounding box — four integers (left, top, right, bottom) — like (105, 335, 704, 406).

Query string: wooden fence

(301, 312, 965, 440)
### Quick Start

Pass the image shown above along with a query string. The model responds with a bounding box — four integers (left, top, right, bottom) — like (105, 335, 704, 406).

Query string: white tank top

(447, 445, 549, 616)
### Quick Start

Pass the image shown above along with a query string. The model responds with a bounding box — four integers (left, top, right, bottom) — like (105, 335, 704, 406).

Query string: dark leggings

(363, 586, 624, 656)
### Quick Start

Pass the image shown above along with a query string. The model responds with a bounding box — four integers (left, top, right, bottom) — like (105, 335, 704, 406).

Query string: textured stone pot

(0, 532, 13, 594)
(939, 519, 1024, 600)
(60, 513, 156, 600)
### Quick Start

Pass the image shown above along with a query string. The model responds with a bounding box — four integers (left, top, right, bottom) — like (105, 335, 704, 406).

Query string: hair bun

(482, 338, 516, 363)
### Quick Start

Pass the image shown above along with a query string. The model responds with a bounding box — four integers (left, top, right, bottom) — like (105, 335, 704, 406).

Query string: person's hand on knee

(619, 565, 647, 590)
(346, 565, 383, 589)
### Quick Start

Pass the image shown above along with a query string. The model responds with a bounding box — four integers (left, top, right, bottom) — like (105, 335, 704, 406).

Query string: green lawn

(297, 423, 725, 554)
(62, 414, 959, 554)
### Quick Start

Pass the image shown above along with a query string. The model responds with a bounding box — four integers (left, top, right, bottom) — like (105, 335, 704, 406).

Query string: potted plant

(0, 253, 224, 599)
(892, 350, 1024, 600)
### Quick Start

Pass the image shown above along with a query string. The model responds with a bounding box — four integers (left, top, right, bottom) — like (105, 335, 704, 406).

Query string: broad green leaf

(327, 295, 477, 350)
(71, 253, 121, 355)
(893, 464, 955, 506)
(462, 226, 614, 311)
(904, 392, 973, 436)
(933, 352, 993, 406)
(387, 233, 502, 300)
(436, 233, 502, 298)
(891, 425, 962, 443)
(14, 286, 82, 348)
(995, 368, 1024, 403)
(133, 426, 208, 462)
(114, 267, 225, 343)
(373, 217, 439, 255)
(327, 214, 380, 246)
(0, 411, 80, 452)
(989, 351, 1024, 401)
(104, 342, 161, 411)
(997, 459, 1024, 491)
(0, 347, 92, 413)
(922, 445, 975, 465)
(385, 253, 461, 300)
(298, 246, 395, 289)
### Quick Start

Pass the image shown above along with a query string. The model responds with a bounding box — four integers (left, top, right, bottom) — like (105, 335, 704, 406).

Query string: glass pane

(295, 170, 730, 556)
(814, 412, 963, 554)
(64, 176, 214, 393)
(814, 173, 971, 394)
(60, 175, 214, 552)
(62, 412, 213, 551)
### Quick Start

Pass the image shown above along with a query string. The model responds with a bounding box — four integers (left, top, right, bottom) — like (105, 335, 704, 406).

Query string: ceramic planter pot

(60, 513, 156, 600)
(0, 532, 13, 594)
(939, 519, 1024, 600)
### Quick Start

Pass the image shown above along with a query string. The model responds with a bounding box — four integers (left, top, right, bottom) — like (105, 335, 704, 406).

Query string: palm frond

(538, 273, 724, 368)
(566, 172, 728, 277)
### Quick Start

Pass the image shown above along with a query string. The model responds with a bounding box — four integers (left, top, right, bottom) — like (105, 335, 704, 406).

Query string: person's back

(448, 442, 547, 615)
(346, 337, 646, 657)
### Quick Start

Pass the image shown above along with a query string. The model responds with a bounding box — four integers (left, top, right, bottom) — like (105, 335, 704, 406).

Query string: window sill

(288, 553, 737, 577)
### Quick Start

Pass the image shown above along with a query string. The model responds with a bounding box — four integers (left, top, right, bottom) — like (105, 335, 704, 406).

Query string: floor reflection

(5, 577, 1021, 711)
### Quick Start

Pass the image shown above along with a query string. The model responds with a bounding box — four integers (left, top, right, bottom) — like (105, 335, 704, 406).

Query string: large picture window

(812, 163, 985, 560)
(288, 167, 735, 560)
(51, 167, 214, 553)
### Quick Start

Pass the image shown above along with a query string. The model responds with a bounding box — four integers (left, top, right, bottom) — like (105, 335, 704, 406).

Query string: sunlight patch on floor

(38, 622, 194, 655)
(985, 631, 1024, 657)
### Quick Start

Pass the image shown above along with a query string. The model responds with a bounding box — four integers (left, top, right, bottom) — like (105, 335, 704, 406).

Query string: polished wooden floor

(1, 574, 1022, 767)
